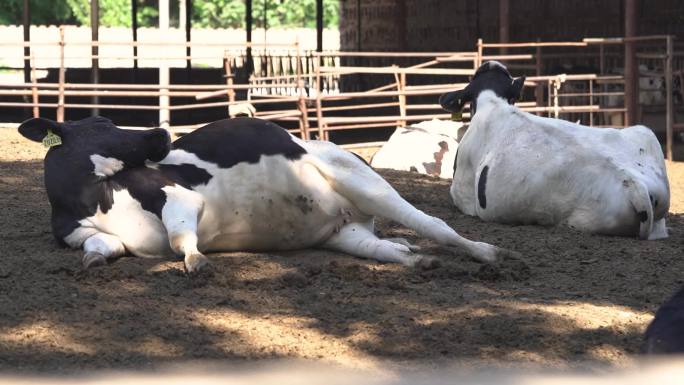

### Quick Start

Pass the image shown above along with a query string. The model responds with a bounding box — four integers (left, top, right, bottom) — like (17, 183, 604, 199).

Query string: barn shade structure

(339, 0, 683, 51)
(339, 0, 682, 125)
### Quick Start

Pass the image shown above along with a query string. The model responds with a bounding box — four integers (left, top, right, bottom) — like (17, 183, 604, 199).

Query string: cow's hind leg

(309, 145, 514, 263)
(161, 185, 208, 274)
(321, 222, 439, 269)
(382, 237, 421, 251)
(82, 232, 126, 269)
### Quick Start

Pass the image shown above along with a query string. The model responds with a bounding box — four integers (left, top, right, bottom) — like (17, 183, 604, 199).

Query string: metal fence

(0, 30, 681, 158)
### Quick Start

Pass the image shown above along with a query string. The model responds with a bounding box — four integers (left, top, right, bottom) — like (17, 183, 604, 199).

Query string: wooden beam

(22, 0, 30, 84)
(159, 0, 170, 128)
(499, 0, 509, 56)
(666, 36, 674, 160)
(246, 0, 253, 73)
(624, 0, 638, 125)
(91, 0, 100, 116)
(132, 0, 138, 70)
(316, 0, 323, 52)
(185, 0, 192, 69)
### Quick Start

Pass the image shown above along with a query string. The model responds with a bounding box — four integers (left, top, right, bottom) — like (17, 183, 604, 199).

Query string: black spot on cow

(637, 210, 648, 222)
(294, 195, 314, 214)
(452, 148, 459, 177)
(643, 286, 684, 354)
(478, 165, 489, 209)
(108, 168, 177, 218)
(158, 164, 212, 188)
(172, 117, 306, 168)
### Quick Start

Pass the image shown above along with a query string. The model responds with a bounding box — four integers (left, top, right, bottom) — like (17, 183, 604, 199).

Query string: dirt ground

(1, 126, 684, 375)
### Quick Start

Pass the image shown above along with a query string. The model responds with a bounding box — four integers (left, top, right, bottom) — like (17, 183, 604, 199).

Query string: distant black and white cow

(643, 286, 684, 354)
(19, 116, 517, 273)
(439, 61, 669, 240)
(370, 119, 466, 179)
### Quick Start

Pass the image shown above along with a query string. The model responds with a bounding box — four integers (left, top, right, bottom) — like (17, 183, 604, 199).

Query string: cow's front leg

(161, 185, 208, 274)
(82, 232, 126, 269)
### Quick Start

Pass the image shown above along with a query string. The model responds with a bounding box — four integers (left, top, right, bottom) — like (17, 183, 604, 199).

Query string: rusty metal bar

(624, 0, 637, 126)
(56, 26, 65, 122)
(666, 36, 674, 160)
(30, 52, 38, 118)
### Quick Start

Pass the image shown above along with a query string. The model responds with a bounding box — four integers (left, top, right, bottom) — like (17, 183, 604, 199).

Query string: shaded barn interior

(339, 0, 684, 52)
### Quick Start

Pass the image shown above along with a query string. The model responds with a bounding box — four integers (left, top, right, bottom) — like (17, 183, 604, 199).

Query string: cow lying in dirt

(370, 119, 466, 179)
(19, 116, 517, 273)
(439, 61, 669, 240)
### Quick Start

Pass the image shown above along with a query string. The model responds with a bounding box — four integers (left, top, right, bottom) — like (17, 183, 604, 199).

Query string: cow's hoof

(185, 253, 211, 275)
(415, 255, 442, 270)
(83, 252, 106, 269)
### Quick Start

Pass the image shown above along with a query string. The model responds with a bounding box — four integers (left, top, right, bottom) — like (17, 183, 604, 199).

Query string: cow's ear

(508, 76, 526, 103)
(18, 118, 63, 143)
(439, 89, 470, 113)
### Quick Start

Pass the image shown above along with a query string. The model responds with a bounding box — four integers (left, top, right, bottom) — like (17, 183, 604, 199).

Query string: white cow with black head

(439, 61, 669, 240)
(19, 116, 517, 273)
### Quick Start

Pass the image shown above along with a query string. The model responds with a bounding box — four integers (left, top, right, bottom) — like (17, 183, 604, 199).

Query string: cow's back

(171, 117, 307, 167)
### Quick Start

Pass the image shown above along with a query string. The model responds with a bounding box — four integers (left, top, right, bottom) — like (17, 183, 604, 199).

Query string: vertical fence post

(315, 56, 326, 140)
(30, 52, 39, 118)
(589, 79, 594, 126)
(395, 68, 407, 127)
(57, 26, 66, 122)
(295, 40, 310, 139)
(665, 35, 674, 160)
(553, 77, 560, 119)
(535, 42, 543, 116)
(476, 38, 483, 67)
(223, 51, 236, 105)
(547, 81, 552, 118)
(158, 0, 170, 129)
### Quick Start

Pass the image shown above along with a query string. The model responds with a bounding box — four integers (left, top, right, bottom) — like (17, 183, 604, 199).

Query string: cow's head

(439, 61, 525, 116)
(18, 116, 171, 179)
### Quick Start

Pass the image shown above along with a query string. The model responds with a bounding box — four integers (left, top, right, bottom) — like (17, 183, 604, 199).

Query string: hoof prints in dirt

(474, 259, 531, 282)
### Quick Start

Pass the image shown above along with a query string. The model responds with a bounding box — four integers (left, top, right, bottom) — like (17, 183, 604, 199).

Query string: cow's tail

(627, 178, 653, 240)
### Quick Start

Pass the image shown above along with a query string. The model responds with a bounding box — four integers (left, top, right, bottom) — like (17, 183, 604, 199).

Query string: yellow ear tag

(42, 129, 62, 148)
(451, 111, 463, 122)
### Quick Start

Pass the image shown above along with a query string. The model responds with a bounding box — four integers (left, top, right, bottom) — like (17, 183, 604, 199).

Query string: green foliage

(0, 0, 339, 29)
(65, 0, 158, 27)
(193, 0, 245, 28)
(0, 0, 75, 25)
(193, 0, 339, 29)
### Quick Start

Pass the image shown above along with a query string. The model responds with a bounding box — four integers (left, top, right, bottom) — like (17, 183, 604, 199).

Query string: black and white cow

(439, 61, 670, 240)
(370, 119, 466, 179)
(19, 116, 517, 273)
(643, 286, 684, 354)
